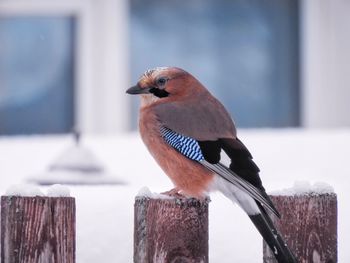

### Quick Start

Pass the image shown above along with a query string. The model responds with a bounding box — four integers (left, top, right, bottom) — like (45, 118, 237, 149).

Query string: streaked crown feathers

(140, 67, 170, 80)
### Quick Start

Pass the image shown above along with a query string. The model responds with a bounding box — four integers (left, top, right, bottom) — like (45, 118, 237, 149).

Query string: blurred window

(130, 0, 299, 128)
(0, 17, 75, 135)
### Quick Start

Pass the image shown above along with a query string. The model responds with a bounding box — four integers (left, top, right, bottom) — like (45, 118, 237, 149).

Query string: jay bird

(126, 67, 297, 263)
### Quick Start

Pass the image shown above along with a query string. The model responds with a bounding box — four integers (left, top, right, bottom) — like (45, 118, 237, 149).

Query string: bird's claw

(161, 188, 185, 198)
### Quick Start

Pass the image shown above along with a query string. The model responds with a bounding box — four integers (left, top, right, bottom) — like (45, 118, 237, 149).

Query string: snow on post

(1, 185, 75, 263)
(134, 188, 209, 263)
(263, 181, 337, 263)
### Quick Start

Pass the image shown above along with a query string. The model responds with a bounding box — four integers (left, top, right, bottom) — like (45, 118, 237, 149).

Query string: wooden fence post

(263, 193, 337, 263)
(134, 195, 209, 263)
(1, 196, 76, 263)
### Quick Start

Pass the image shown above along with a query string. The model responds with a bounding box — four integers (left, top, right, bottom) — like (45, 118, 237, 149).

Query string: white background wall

(302, 0, 350, 128)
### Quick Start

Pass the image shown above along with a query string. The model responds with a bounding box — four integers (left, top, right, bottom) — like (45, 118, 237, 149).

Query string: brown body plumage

(139, 95, 214, 197)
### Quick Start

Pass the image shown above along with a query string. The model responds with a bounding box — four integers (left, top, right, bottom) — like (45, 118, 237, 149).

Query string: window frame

(2, 1, 348, 132)
(0, 0, 129, 133)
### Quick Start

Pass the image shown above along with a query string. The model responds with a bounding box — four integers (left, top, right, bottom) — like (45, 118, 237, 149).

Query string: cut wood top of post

(135, 187, 210, 205)
(269, 181, 335, 196)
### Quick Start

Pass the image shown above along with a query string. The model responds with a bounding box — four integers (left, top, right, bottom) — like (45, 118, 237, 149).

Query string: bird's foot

(161, 187, 185, 198)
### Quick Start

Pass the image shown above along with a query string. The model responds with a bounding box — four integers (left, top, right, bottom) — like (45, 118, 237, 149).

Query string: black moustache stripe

(149, 87, 170, 98)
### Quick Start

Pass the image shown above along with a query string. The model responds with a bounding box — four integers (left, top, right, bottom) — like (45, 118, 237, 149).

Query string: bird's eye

(156, 77, 167, 86)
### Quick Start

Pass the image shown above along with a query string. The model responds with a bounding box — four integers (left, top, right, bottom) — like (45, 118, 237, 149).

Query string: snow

(136, 186, 173, 199)
(6, 184, 44, 197)
(47, 184, 71, 197)
(270, 180, 335, 196)
(28, 171, 124, 185)
(27, 138, 124, 185)
(5, 184, 70, 197)
(0, 129, 349, 262)
(49, 144, 104, 172)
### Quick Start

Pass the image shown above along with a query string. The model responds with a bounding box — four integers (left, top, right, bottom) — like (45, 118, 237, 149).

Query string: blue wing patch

(160, 126, 204, 161)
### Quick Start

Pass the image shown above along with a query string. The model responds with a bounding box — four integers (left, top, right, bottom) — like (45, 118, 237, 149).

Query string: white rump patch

(210, 176, 260, 215)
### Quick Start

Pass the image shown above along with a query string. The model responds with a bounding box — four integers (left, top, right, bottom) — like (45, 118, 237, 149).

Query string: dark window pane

(0, 17, 75, 135)
(130, 0, 299, 128)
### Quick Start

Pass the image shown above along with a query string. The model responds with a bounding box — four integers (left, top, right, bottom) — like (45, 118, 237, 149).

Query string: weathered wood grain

(1, 196, 75, 263)
(263, 193, 337, 263)
(134, 196, 209, 263)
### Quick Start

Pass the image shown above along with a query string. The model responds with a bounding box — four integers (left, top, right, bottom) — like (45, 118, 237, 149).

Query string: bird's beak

(126, 85, 150, 95)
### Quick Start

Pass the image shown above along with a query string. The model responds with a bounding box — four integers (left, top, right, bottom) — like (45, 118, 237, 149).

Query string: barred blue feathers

(160, 126, 204, 161)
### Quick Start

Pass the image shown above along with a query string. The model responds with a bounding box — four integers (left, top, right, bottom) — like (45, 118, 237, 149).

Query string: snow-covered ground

(0, 129, 349, 262)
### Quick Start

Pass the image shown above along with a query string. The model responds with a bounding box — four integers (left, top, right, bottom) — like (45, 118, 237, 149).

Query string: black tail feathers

(249, 211, 297, 263)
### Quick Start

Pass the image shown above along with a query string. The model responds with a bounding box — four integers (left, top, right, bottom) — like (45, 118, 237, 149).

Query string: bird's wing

(160, 126, 280, 217)
(154, 95, 236, 141)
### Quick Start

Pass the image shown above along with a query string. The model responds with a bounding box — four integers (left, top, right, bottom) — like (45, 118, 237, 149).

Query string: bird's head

(126, 67, 205, 105)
